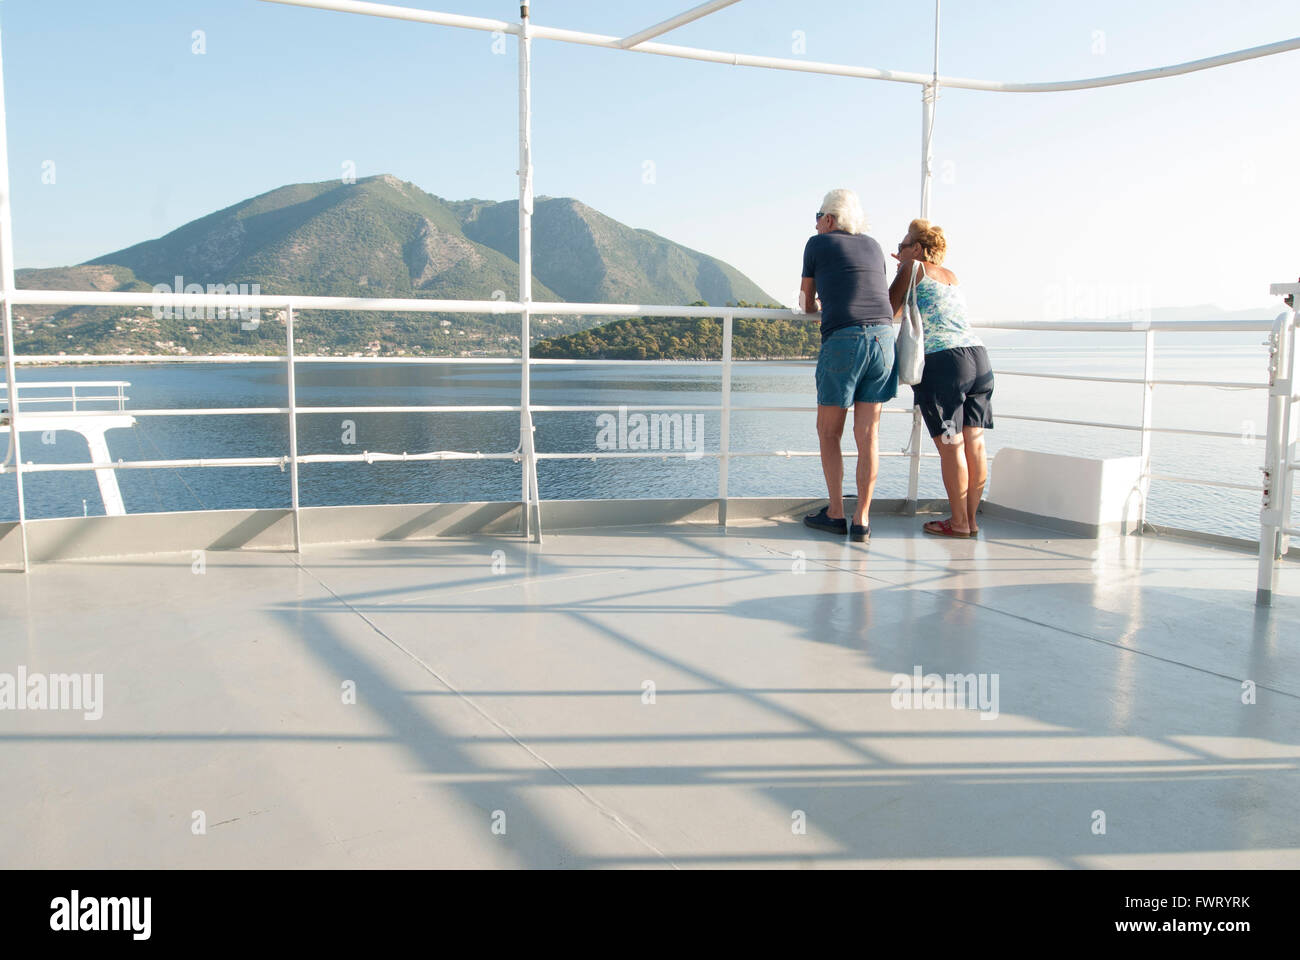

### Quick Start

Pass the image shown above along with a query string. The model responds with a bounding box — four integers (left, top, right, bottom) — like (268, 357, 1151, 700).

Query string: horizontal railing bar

(12, 457, 290, 472)
(7, 451, 524, 473)
(1, 447, 949, 473)
(533, 403, 899, 411)
(997, 413, 1250, 439)
(997, 413, 1142, 431)
(1145, 425, 1259, 440)
(1146, 473, 1260, 491)
(0, 403, 1259, 442)
(1153, 378, 1270, 390)
(14, 356, 521, 365)
(296, 405, 520, 414)
(723, 450, 937, 459)
(2, 397, 128, 404)
(295, 452, 516, 463)
(0, 380, 131, 388)
(531, 404, 723, 412)
(7, 289, 528, 314)
(6, 289, 1281, 332)
(2, 405, 526, 418)
(532, 450, 931, 460)
(997, 370, 1269, 389)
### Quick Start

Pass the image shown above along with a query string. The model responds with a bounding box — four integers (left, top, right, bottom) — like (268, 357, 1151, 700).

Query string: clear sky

(3, 0, 1298, 321)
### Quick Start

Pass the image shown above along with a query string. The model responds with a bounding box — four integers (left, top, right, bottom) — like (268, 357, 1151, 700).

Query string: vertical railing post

(285, 302, 302, 553)
(517, 2, 540, 543)
(1277, 311, 1296, 559)
(904, 407, 923, 515)
(718, 309, 733, 526)
(1256, 307, 1294, 605)
(1137, 327, 1155, 531)
(0, 26, 29, 572)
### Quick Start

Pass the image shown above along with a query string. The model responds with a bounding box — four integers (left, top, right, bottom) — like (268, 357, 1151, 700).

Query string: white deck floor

(1, 513, 1298, 869)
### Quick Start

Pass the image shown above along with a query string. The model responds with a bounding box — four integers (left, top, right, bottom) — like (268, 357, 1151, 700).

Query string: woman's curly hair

(908, 218, 947, 265)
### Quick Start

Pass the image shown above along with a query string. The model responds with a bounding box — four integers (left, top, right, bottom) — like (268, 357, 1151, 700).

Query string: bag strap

(908, 260, 923, 309)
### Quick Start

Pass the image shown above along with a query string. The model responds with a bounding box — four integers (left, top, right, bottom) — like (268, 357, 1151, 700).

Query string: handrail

(0, 308, 1280, 516)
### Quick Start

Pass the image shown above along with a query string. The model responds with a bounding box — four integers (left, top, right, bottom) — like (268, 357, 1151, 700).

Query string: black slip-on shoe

(850, 522, 870, 543)
(803, 506, 847, 536)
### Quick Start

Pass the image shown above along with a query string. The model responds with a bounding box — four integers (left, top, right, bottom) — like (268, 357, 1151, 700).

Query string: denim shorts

(815, 324, 898, 408)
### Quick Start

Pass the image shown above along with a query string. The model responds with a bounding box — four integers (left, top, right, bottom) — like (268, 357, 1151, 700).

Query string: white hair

(820, 188, 867, 235)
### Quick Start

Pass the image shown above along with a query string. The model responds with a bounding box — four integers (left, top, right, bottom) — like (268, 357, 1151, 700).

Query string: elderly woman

(889, 219, 994, 537)
(800, 188, 897, 543)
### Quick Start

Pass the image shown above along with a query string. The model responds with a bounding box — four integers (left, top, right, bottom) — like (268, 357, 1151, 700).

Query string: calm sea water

(2, 344, 1291, 543)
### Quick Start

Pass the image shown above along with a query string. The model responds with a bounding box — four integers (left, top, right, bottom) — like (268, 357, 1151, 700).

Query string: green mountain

(13, 174, 779, 358)
(457, 195, 773, 306)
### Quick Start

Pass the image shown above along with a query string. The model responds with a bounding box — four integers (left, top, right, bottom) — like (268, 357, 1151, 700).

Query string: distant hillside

(533, 303, 816, 360)
(459, 196, 773, 306)
(13, 174, 779, 358)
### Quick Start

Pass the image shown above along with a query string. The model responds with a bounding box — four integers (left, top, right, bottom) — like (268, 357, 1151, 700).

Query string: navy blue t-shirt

(801, 231, 892, 341)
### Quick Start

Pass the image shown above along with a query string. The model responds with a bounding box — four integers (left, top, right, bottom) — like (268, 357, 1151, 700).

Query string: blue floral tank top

(914, 269, 983, 354)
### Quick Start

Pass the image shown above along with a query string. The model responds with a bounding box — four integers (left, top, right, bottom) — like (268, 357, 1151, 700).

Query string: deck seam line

(285, 553, 679, 869)
(750, 540, 1300, 703)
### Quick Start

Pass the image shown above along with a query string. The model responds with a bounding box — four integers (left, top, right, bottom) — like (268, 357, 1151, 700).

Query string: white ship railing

(1, 0, 1297, 607)
(2, 292, 1293, 582)
(0, 380, 129, 414)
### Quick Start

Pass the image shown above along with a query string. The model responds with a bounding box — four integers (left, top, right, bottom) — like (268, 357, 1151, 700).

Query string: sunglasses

(816, 211, 829, 220)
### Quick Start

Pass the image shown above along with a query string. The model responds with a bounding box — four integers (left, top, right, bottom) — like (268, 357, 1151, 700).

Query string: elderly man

(799, 188, 897, 543)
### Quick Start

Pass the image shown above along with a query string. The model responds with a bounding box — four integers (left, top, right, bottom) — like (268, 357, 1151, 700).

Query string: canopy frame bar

(618, 0, 744, 49)
(257, 0, 1300, 93)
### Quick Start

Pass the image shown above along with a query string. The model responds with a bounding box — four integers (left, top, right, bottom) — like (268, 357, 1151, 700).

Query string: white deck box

(984, 447, 1149, 536)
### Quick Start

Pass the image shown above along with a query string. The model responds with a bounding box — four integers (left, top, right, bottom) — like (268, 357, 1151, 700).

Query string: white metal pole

(911, 2, 939, 519)
(1276, 311, 1296, 558)
(518, 1, 538, 542)
(1256, 309, 1293, 605)
(1137, 328, 1155, 531)
(286, 302, 302, 552)
(718, 309, 733, 526)
(919, 0, 940, 218)
(0, 26, 30, 572)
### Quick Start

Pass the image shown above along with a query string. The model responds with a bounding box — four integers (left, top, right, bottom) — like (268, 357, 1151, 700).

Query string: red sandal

(923, 518, 974, 538)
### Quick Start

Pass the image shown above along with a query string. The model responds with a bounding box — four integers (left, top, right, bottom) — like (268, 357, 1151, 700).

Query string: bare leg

(963, 426, 987, 532)
(850, 401, 881, 526)
(933, 432, 971, 533)
(816, 405, 849, 519)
